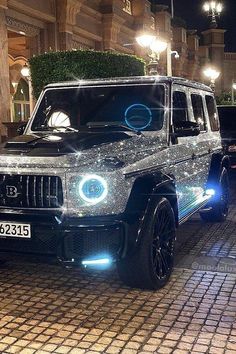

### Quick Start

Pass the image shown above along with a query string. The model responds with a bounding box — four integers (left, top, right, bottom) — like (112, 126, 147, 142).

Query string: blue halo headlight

(78, 175, 108, 205)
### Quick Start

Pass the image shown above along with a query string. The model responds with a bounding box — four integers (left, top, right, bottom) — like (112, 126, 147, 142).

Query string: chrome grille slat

(48, 176, 51, 207)
(40, 176, 44, 207)
(33, 176, 37, 207)
(26, 176, 30, 207)
(0, 174, 63, 209)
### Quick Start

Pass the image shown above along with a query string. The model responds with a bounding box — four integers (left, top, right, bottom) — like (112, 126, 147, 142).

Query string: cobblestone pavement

(0, 186, 235, 353)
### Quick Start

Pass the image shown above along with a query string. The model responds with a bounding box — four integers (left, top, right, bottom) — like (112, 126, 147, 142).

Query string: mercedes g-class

(0, 76, 230, 289)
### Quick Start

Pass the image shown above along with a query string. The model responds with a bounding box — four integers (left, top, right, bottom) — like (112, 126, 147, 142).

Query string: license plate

(0, 222, 31, 238)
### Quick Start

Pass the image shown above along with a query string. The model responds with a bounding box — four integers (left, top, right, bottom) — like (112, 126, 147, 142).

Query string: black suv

(218, 105, 236, 167)
(0, 76, 230, 289)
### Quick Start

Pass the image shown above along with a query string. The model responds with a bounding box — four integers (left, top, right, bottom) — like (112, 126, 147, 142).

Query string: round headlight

(78, 175, 108, 204)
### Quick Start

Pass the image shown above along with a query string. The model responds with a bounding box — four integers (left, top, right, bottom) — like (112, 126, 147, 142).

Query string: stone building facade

(0, 0, 236, 137)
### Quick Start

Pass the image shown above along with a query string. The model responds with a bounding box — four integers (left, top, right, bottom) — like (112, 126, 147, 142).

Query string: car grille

(0, 174, 63, 209)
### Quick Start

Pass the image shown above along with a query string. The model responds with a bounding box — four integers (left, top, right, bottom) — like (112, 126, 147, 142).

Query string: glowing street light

(21, 62, 34, 114)
(21, 63, 30, 78)
(136, 34, 156, 48)
(203, 67, 220, 90)
(232, 83, 236, 104)
(136, 34, 168, 75)
(203, 1, 223, 28)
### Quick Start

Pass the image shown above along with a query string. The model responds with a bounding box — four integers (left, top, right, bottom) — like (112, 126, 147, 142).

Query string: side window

(173, 91, 189, 124)
(205, 95, 219, 131)
(191, 94, 207, 131)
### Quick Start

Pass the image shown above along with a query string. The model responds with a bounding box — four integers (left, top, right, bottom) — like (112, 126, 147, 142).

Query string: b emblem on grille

(6, 185, 20, 198)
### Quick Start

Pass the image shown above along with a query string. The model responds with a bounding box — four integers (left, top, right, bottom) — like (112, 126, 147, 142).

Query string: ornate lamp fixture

(203, 67, 220, 90)
(136, 34, 168, 75)
(203, 1, 223, 28)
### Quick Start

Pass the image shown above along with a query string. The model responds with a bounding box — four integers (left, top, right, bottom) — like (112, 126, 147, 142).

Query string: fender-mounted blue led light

(205, 188, 216, 197)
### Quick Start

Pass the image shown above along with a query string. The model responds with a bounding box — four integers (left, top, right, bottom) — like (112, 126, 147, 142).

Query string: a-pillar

(202, 28, 225, 94)
(0, 1, 10, 138)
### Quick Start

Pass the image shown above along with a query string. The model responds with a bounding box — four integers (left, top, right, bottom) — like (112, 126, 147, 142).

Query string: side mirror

(173, 121, 200, 137)
(17, 123, 27, 135)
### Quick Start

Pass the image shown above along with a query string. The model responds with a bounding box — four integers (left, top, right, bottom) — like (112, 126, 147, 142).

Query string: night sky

(153, 0, 236, 52)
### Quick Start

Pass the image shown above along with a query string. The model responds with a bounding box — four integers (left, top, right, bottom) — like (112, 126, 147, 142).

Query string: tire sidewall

(139, 196, 176, 289)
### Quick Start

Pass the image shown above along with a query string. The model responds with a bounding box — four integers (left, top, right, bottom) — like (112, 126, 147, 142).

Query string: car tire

(200, 168, 229, 222)
(117, 197, 176, 290)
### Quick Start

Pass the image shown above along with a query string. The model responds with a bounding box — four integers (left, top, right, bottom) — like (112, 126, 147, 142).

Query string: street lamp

(21, 63, 30, 78)
(136, 34, 168, 75)
(232, 83, 236, 104)
(203, 1, 223, 28)
(21, 63, 34, 114)
(203, 67, 220, 90)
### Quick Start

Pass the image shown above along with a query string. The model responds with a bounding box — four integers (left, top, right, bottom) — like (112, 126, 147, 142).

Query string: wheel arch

(125, 173, 179, 226)
(207, 153, 230, 186)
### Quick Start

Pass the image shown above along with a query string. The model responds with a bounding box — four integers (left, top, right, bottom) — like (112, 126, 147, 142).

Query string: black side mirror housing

(173, 121, 200, 138)
(17, 123, 27, 135)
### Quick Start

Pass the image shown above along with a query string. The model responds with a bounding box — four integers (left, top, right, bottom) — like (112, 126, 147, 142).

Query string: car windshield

(31, 84, 165, 132)
(218, 106, 236, 131)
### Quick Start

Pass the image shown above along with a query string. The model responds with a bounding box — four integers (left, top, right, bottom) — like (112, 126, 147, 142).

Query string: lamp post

(21, 63, 34, 115)
(203, 1, 223, 28)
(203, 67, 220, 91)
(232, 83, 236, 105)
(136, 34, 168, 75)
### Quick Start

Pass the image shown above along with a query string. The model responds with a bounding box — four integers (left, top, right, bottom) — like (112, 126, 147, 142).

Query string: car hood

(0, 131, 166, 170)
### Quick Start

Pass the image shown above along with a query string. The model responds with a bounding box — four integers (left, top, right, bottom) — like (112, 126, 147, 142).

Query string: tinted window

(205, 95, 219, 131)
(218, 106, 236, 131)
(191, 94, 207, 131)
(173, 91, 188, 124)
(32, 85, 165, 132)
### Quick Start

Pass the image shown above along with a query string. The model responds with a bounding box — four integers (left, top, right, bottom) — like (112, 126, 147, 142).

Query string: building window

(12, 78, 30, 122)
(123, 0, 132, 15)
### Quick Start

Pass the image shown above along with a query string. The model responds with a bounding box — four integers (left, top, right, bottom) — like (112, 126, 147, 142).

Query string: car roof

(45, 76, 213, 93)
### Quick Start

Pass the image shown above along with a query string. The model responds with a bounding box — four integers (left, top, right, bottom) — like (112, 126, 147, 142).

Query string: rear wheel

(117, 197, 176, 290)
(200, 168, 229, 222)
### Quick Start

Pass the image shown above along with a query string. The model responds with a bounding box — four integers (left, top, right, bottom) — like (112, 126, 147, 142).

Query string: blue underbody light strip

(82, 258, 111, 266)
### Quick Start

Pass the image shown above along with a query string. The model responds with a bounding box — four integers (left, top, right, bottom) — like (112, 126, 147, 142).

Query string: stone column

(153, 7, 172, 75)
(187, 30, 200, 81)
(172, 26, 188, 77)
(56, 0, 84, 51)
(101, 0, 125, 51)
(0, 5, 11, 136)
(202, 28, 225, 94)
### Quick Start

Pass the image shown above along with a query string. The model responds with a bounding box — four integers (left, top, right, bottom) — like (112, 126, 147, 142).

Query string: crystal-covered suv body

(0, 76, 230, 289)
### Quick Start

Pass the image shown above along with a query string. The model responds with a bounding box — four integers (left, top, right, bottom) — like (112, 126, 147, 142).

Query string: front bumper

(0, 211, 130, 264)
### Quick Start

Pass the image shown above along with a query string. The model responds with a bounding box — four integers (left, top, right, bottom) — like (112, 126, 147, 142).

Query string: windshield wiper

(35, 126, 79, 133)
(86, 122, 142, 135)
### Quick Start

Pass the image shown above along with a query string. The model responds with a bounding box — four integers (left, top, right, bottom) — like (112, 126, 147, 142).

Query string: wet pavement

(0, 183, 235, 353)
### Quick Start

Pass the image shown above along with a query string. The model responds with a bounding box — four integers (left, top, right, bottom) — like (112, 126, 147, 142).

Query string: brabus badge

(6, 185, 20, 198)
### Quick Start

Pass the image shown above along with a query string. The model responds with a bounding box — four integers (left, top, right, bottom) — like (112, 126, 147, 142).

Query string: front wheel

(200, 168, 230, 222)
(117, 197, 176, 290)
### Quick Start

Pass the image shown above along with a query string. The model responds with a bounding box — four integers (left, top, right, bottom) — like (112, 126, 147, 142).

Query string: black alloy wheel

(117, 197, 176, 290)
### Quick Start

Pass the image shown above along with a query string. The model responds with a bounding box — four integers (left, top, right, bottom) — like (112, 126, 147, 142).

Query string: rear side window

(205, 95, 219, 131)
(191, 94, 207, 131)
(173, 91, 189, 124)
